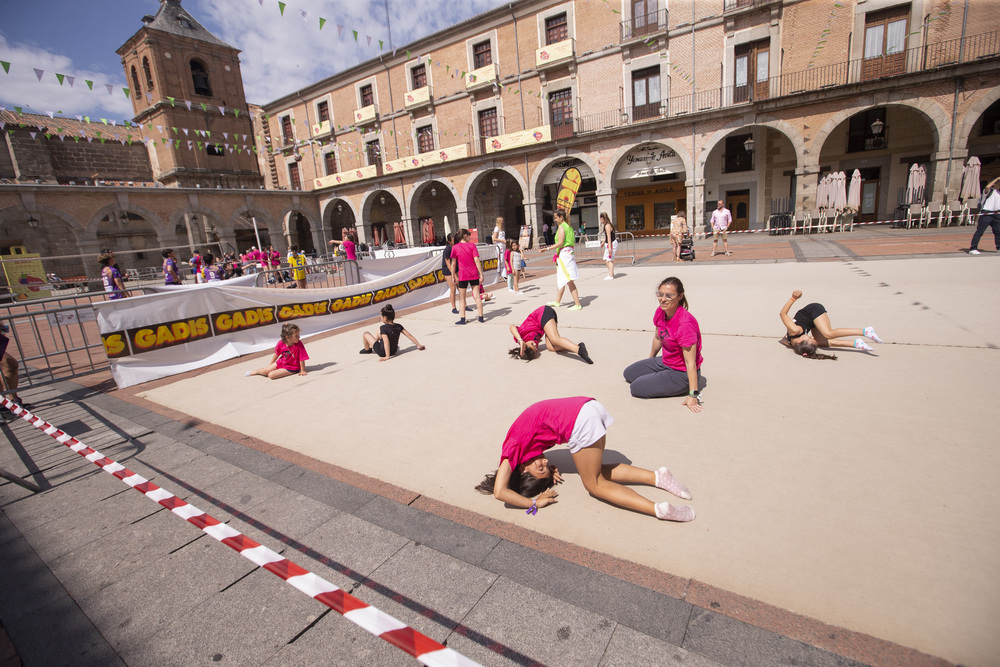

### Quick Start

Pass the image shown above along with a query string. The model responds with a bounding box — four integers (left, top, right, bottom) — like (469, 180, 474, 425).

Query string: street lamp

(491, 176, 499, 188)
(380, 195, 386, 205)
(743, 136, 755, 153)
(431, 186, 437, 197)
(26, 215, 39, 229)
(337, 202, 343, 212)
(870, 118, 884, 136)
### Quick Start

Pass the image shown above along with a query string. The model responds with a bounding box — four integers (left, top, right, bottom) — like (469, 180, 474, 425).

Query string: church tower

(117, 0, 263, 189)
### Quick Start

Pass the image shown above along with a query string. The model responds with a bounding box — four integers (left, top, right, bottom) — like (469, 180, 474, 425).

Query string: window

(549, 89, 573, 140)
(631, 0, 657, 37)
(412, 64, 427, 90)
(324, 151, 337, 175)
(724, 134, 754, 172)
(863, 5, 909, 79)
(207, 144, 224, 156)
(365, 140, 381, 166)
(479, 108, 499, 153)
(545, 13, 568, 45)
(281, 116, 293, 144)
(131, 67, 141, 99)
(142, 57, 154, 90)
(417, 126, 434, 154)
(625, 204, 645, 231)
(288, 162, 301, 190)
(360, 84, 374, 107)
(631, 66, 660, 120)
(847, 108, 887, 153)
(473, 41, 492, 69)
(317, 101, 330, 124)
(190, 60, 212, 96)
(735, 40, 769, 103)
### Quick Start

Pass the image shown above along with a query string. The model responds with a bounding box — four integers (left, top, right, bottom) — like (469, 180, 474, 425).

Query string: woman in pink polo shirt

(623, 276, 704, 412)
(475, 397, 695, 521)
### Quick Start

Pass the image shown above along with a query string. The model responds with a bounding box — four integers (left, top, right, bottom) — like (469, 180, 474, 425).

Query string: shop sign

(618, 144, 684, 180)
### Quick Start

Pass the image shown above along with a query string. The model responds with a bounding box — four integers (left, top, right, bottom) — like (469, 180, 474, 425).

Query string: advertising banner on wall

(94, 246, 496, 388)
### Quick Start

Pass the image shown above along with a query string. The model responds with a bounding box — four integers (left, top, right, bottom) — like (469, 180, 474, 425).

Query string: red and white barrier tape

(624, 215, 972, 240)
(0, 397, 479, 667)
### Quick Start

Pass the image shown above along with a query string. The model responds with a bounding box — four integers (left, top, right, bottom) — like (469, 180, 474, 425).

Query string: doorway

(858, 167, 881, 223)
(726, 190, 750, 231)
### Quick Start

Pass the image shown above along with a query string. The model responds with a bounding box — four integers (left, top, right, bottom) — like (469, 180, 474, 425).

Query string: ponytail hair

(508, 345, 539, 362)
(658, 276, 689, 310)
(280, 323, 300, 344)
(792, 338, 837, 360)
(380, 304, 395, 322)
(475, 466, 554, 498)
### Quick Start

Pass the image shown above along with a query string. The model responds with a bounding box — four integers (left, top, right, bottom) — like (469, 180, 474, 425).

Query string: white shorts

(556, 248, 579, 288)
(566, 400, 614, 453)
(603, 240, 618, 262)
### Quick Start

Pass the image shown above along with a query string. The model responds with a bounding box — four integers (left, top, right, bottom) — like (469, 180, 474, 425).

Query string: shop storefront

(613, 144, 687, 235)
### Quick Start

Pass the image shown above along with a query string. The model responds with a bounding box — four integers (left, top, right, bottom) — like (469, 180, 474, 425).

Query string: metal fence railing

(574, 232, 636, 266)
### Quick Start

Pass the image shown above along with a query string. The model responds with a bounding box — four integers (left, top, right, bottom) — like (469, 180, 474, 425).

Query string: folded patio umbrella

(834, 171, 848, 210)
(960, 156, 981, 200)
(847, 169, 862, 209)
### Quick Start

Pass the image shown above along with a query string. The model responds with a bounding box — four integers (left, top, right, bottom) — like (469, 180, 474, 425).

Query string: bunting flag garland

(0, 61, 10, 74)
(33, 68, 44, 81)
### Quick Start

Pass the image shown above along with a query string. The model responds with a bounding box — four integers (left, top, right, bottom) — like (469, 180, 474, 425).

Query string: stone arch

(529, 149, 602, 200)
(227, 205, 276, 232)
(461, 163, 529, 212)
(360, 188, 404, 220)
(0, 204, 82, 235)
(406, 176, 460, 216)
(605, 137, 694, 188)
(319, 196, 360, 223)
(812, 98, 948, 159)
(698, 119, 805, 174)
(165, 204, 224, 239)
(87, 203, 165, 236)
(954, 87, 1000, 152)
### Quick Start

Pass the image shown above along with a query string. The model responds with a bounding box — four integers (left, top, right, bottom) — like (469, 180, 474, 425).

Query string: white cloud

(0, 32, 134, 120)
(194, 0, 509, 106)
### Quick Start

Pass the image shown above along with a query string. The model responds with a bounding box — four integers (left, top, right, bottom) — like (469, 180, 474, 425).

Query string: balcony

(404, 85, 432, 110)
(465, 63, 499, 91)
(723, 0, 780, 12)
(620, 9, 668, 44)
(482, 125, 552, 155)
(314, 164, 379, 190)
(574, 29, 1000, 135)
(311, 120, 332, 137)
(353, 104, 378, 126)
(535, 38, 575, 70)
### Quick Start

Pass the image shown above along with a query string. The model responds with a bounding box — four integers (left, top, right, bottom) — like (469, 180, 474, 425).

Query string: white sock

(655, 502, 695, 522)
(655, 467, 692, 500)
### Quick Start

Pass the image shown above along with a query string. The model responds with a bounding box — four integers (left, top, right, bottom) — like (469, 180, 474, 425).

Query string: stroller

(679, 233, 695, 261)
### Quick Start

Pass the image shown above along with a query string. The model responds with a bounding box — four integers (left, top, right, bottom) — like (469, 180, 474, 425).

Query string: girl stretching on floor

(509, 305, 592, 364)
(246, 323, 309, 379)
(780, 290, 883, 359)
(360, 304, 425, 361)
(475, 397, 695, 521)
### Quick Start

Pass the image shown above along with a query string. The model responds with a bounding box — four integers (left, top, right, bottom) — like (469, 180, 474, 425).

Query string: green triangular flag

(352, 30, 358, 42)
(45, 133, 51, 139)
(234, 109, 240, 118)
(123, 87, 130, 99)
(167, 96, 175, 106)
(172, 127, 178, 134)
(200, 102, 208, 112)
(406, 51, 411, 59)
(14, 106, 21, 114)
(85, 80, 94, 90)
(0, 61, 10, 74)
(379, 40, 383, 50)
(205, 130, 211, 137)
(56, 73, 65, 85)
(319, 17, 326, 30)
(278, 2, 285, 15)
(174, 140, 181, 148)
(197, 141, 203, 150)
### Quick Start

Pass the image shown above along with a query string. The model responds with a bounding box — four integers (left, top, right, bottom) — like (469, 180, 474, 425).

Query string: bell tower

(117, 0, 263, 189)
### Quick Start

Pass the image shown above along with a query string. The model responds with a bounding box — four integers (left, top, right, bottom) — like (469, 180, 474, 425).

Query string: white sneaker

(969, 249, 981, 255)
(603, 275, 614, 280)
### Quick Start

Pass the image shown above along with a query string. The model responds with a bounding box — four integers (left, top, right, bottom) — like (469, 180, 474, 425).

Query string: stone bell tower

(117, 0, 263, 189)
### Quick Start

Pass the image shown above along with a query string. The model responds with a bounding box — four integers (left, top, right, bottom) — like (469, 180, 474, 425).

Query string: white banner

(94, 249, 494, 388)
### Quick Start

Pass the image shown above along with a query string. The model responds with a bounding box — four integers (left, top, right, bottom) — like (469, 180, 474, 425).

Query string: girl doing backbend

(476, 397, 695, 521)
(779, 290, 883, 359)
(509, 305, 592, 364)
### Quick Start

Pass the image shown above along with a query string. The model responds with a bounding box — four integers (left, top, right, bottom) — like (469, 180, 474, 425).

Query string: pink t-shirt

(711, 208, 732, 231)
(274, 340, 309, 372)
(268, 250, 281, 268)
(450, 242, 480, 281)
(653, 306, 702, 371)
(501, 397, 595, 468)
(515, 306, 546, 343)
(343, 240, 357, 260)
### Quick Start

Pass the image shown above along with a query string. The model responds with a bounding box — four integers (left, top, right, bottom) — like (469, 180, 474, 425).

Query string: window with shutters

(360, 84, 374, 107)
(417, 126, 434, 154)
(549, 89, 574, 140)
(473, 41, 492, 69)
(324, 151, 337, 175)
(288, 162, 301, 190)
(412, 64, 426, 89)
(631, 66, 660, 121)
(317, 101, 330, 124)
(281, 116, 293, 144)
(862, 5, 909, 80)
(734, 40, 769, 103)
(545, 13, 568, 45)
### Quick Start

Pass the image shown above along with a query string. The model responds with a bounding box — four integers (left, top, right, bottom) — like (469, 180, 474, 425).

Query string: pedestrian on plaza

(99, 252, 127, 299)
(710, 200, 732, 257)
(1, 330, 32, 417)
(600, 211, 617, 279)
(245, 323, 309, 379)
(508, 305, 592, 364)
(189, 249, 204, 282)
(548, 209, 583, 310)
(670, 210, 689, 262)
(779, 290, 883, 358)
(509, 240, 524, 294)
(439, 232, 461, 314)
(359, 304, 425, 361)
(267, 245, 283, 283)
(492, 217, 507, 281)
(287, 244, 307, 289)
(623, 277, 704, 411)
(328, 232, 358, 260)
(162, 249, 183, 285)
(503, 239, 513, 291)
(475, 397, 694, 522)
(203, 253, 226, 282)
(968, 176, 1000, 255)
(451, 228, 485, 324)
(100, 248, 127, 283)
(542, 220, 553, 248)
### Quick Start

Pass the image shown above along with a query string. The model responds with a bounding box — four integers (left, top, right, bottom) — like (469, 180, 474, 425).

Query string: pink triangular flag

(184, 100, 192, 110)
(66, 76, 75, 87)
(300, 10, 308, 20)
(87, 137, 93, 143)
(223, 132, 229, 139)
(34, 68, 44, 81)
(182, 128, 189, 135)
(156, 125, 163, 132)
(105, 84, 114, 95)
(146, 93, 153, 101)
(46, 111, 55, 118)
(337, 24, 344, 36)
(218, 106, 225, 115)
(29, 132, 37, 139)
(367, 35, 372, 47)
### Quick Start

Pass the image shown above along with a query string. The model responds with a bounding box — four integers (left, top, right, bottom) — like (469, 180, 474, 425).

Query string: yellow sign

(2, 247, 51, 300)
(556, 167, 583, 212)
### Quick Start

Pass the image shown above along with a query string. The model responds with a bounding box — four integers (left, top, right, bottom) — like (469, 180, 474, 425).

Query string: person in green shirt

(547, 209, 583, 310)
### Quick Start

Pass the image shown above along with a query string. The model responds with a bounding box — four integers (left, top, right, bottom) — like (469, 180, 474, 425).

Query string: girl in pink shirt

(475, 397, 695, 521)
(623, 277, 704, 412)
(245, 323, 310, 379)
(508, 305, 592, 364)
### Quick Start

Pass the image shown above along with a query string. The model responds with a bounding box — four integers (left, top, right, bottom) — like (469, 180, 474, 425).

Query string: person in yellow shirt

(287, 245, 307, 289)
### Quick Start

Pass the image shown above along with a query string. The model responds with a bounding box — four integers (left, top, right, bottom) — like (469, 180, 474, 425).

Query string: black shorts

(540, 305, 558, 330)
(372, 340, 388, 357)
(458, 279, 480, 288)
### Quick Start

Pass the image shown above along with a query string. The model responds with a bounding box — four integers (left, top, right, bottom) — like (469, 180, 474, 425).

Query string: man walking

(711, 200, 732, 257)
(969, 176, 1000, 255)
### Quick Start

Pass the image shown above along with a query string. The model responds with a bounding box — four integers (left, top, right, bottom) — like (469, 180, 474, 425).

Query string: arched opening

(288, 211, 315, 255)
(411, 181, 456, 245)
(98, 210, 158, 277)
(142, 57, 154, 91)
(611, 142, 687, 235)
(327, 199, 358, 244)
(471, 170, 524, 242)
(190, 59, 212, 97)
(966, 98, 1000, 195)
(1, 210, 85, 288)
(537, 158, 597, 238)
(130, 67, 141, 99)
(365, 191, 403, 246)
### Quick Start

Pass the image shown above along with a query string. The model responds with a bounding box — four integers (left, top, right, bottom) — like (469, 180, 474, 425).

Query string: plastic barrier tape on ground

(0, 397, 480, 667)
(636, 216, 956, 240)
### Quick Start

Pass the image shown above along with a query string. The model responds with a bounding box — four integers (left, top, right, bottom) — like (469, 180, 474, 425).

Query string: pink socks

(655, 467, 692, 500)
(655, 502, 695, 522)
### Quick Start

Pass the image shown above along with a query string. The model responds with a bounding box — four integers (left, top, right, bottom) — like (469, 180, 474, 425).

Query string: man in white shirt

(492, 217, 506, 280)
(969, 176, 1000, 255)
(711, 200, 732, 257)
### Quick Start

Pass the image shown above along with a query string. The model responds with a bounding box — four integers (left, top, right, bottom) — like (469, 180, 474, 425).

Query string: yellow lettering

(155, 325, 175, 346)
(103, 334, 125, 356)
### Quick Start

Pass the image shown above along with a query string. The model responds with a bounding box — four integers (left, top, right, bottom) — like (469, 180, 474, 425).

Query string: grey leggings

(623, 357, 699, 399)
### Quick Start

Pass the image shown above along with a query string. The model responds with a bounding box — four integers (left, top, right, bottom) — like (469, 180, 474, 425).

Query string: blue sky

(0, 0, 509, 121)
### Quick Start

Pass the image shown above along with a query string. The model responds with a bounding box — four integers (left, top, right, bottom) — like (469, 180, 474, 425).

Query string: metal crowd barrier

(573, 231, 637, 265)
(250, 257, 362, 290)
